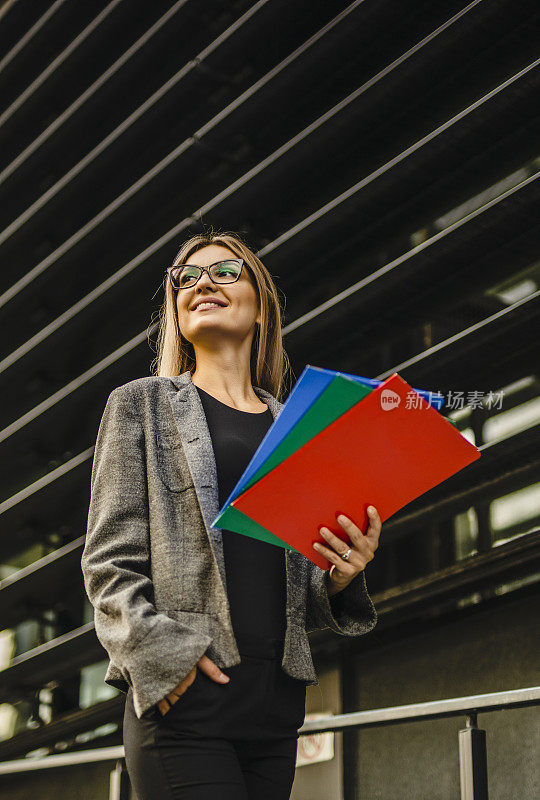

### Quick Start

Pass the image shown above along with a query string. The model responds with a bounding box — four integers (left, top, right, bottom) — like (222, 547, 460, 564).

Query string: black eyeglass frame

(166, 258, 245, 290)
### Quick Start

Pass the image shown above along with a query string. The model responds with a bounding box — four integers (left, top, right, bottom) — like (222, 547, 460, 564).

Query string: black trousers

(122, 637, 307, 800)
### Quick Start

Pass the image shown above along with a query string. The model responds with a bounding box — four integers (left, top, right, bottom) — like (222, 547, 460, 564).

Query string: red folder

(231, 373, 481, 569)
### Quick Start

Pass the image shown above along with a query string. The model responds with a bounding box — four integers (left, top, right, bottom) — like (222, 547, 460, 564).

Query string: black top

(195, 385, 287, 649)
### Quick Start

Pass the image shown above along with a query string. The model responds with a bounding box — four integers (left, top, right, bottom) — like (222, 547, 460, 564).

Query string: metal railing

(299, 686, 540, 800)
(0, 686, 538, 800)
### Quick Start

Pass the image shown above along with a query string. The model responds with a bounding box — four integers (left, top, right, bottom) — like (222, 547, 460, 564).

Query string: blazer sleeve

(81, 386, 212, 719)
(305, 562, 378, 636)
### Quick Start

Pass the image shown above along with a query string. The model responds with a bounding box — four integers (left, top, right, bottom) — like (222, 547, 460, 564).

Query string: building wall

(0, 761, 115, 800)
(352, 590, 539, 800)
(289, 589, 539, 800)
(292, 664, 343, 800)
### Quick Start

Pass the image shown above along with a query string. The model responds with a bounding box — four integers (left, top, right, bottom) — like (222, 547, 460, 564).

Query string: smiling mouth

(194, 302, 226, 311)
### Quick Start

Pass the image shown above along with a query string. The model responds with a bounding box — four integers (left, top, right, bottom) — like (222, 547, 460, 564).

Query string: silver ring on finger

(341, 548, 352, 561)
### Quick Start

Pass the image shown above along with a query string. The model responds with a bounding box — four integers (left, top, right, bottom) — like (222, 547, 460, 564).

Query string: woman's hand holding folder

(313, 506, 382, 596)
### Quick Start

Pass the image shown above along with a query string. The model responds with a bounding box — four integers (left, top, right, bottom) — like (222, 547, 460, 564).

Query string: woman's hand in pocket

(158, 665, 197, 716)
(196, 654, 231, 685)
(157, 655, 230, 716)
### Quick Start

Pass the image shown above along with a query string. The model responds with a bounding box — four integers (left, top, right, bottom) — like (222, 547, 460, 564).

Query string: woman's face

(175, 244, 261, 351)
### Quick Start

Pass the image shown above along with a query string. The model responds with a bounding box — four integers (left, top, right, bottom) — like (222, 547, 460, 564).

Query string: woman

(81, 230, 381, 800)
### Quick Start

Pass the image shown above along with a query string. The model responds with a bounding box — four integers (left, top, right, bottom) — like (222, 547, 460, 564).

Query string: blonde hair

(151, 228, 292, 402)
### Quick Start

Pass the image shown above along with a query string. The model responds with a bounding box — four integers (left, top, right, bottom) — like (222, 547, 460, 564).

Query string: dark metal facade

(0, 0, 538, 789)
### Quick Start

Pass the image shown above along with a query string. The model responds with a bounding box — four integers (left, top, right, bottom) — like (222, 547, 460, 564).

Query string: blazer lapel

(167, 370, 285, 598)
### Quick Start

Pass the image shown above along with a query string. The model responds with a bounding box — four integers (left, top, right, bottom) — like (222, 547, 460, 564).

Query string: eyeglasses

(166, 258, 244, 290)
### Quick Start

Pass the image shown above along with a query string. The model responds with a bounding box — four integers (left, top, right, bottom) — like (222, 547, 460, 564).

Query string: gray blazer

(81, 370, 377, 719)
